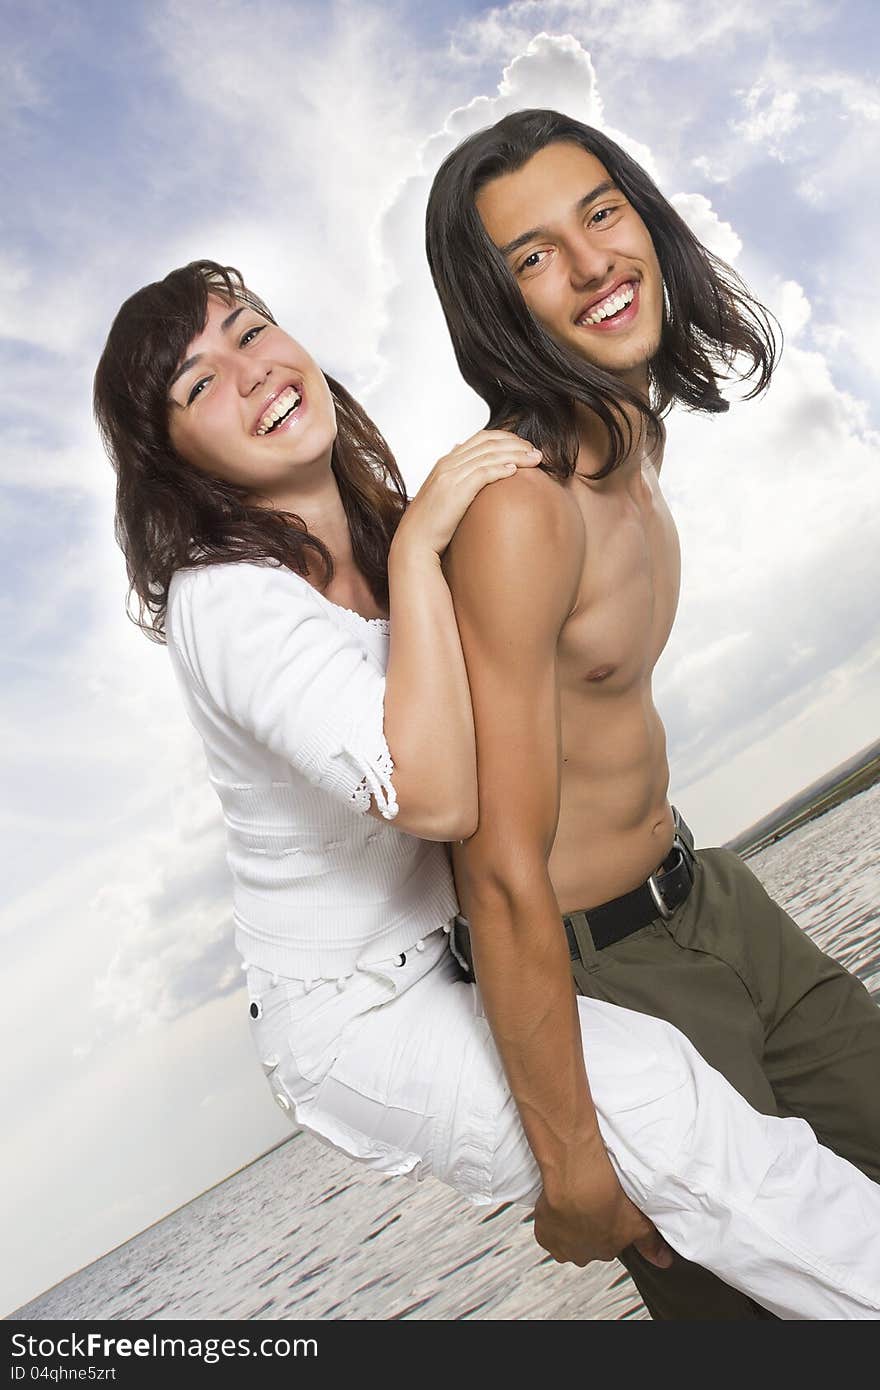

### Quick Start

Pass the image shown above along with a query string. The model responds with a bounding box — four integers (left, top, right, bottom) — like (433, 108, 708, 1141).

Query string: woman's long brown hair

(94, 261, 408, 642)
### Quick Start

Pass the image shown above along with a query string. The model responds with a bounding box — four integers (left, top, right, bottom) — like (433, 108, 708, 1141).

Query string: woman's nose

(239, 357, 271, 396)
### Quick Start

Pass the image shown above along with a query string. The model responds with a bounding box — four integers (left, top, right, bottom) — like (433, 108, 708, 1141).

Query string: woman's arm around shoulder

(379, 429, 543, 840)
(166, 431, 540, 842)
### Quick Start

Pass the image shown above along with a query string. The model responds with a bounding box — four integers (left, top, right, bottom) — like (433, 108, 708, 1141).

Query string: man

(426, 109, 880, 1320)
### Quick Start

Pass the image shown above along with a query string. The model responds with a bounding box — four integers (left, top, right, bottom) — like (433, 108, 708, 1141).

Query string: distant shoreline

(727, 742, 880, 859)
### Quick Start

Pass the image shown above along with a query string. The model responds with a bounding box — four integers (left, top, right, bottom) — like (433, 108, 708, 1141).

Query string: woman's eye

(519, 250, 545, 273)
(187, 377, 211, 405)
(240, 324, 266, 347)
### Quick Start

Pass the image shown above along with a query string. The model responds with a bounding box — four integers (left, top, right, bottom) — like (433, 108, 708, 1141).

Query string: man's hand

(533, 1133, 674, 1269)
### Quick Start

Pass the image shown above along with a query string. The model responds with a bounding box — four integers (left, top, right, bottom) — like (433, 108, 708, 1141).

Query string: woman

(94, 260, 880, 1319)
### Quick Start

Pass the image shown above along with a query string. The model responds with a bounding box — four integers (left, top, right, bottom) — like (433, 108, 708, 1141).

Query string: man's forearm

(455, 862, 605, 1186)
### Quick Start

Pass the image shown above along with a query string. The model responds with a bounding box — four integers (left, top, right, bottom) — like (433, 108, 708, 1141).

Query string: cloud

(770, 279, 811, 340)
(450, 0, 817, 65)
(671, 194, 743, 262)
(0, 0, 453, 514)
(734, 84, 804, 160)
(733, 65, 879, 169)
(691, 155, 730, 185)
(442, 31, 603, 133)
(143, 0, 448, 393)
(657, 315, 880, 790)
(88, 750, 238, 1033)
(0, 39, 43, 127)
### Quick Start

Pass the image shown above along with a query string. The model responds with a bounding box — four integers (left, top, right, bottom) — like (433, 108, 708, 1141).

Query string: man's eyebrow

(167, 304, 249, 395)
(497, 180, 618, 258)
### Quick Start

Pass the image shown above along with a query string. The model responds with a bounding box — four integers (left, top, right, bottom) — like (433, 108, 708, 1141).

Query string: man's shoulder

(445, 468, 583, 619)
(453, 466, 579, 551)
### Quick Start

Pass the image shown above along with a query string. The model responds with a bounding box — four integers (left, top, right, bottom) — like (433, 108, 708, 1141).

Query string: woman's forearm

(382, 537, 477, 839)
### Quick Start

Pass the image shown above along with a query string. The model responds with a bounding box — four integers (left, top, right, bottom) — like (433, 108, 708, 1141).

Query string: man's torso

(550, 450, 681, 912)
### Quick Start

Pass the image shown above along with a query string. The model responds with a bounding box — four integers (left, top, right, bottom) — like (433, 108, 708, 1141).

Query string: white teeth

(256, 386, 302, 435)
(583, 283, 635, 325)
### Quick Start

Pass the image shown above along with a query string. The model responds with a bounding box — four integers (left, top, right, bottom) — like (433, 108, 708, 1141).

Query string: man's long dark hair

(426, 109, 779, 478)
(94, 261, 407, 642)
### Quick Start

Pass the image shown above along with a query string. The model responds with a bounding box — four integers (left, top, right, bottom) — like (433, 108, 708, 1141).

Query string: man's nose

(567, 233, 614, 290)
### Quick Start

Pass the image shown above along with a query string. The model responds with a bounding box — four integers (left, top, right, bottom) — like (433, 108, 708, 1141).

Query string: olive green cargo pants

(569, 840, 880, 1320)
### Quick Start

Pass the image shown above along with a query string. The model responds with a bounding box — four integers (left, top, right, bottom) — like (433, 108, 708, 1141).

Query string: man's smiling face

(476, 141, 664, 392)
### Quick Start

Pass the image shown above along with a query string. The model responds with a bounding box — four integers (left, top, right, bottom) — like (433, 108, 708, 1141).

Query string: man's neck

(573, 367, 661, 481)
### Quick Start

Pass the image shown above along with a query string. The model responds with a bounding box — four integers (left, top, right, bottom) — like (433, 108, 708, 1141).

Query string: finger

(448, 447, 542, 478)
(441, 449, 540, 478)
(534, 1235, 572, 1266)
(463, 459, 533, 493)
(444, 437, 540, 468)
(460, 429, 531, 449)
(421, 447, 525, 490)
(494, 447, 543, 468)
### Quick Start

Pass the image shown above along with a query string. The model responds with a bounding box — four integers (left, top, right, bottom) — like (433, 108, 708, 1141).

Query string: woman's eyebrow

(167, 305, 249, 394)
(498, 179, 617, 258)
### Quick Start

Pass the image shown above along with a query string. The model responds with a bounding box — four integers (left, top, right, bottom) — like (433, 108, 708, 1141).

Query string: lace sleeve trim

(344, 743, 399, 821)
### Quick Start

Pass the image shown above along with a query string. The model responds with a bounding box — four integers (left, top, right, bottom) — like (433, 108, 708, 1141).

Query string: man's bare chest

(557, 465, 681, 693)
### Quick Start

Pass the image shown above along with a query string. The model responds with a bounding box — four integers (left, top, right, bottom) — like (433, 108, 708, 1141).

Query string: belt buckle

(648, 841, 686, 920)
(647, 868, 675, 919)
(647, 836, 694, 920)
(673, 828, 697, 875)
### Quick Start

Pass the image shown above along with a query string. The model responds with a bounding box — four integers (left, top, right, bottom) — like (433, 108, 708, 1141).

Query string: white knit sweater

(166, 560, 459, 980)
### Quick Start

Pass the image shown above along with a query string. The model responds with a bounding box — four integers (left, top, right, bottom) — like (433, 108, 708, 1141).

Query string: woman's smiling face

(167, 294, 338, 504)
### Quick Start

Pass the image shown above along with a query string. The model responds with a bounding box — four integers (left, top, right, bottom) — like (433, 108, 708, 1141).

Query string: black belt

(450, 810, 696, 978)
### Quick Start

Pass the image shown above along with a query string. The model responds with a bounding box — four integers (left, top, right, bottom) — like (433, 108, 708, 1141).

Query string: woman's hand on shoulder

(392, 430, 542, 561)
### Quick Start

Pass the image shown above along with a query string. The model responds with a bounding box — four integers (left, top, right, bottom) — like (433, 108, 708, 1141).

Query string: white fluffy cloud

(734, 84, 804, 159)
(671, 194, 743, 262)
(451, 0, 810, 64)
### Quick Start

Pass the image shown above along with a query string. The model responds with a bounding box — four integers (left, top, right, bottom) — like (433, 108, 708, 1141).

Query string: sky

(2, 0, 879, 1315)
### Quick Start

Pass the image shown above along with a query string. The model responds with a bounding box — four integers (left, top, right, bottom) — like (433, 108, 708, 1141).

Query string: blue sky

(2, 0, 879, 1314)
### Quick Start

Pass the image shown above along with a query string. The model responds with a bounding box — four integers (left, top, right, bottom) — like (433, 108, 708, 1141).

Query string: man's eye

(240, 324, 266, 347)
(187, 377, 211, 405)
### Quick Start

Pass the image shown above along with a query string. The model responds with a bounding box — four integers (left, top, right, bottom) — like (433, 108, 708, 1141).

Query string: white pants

(248, 946, 880, 1319)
